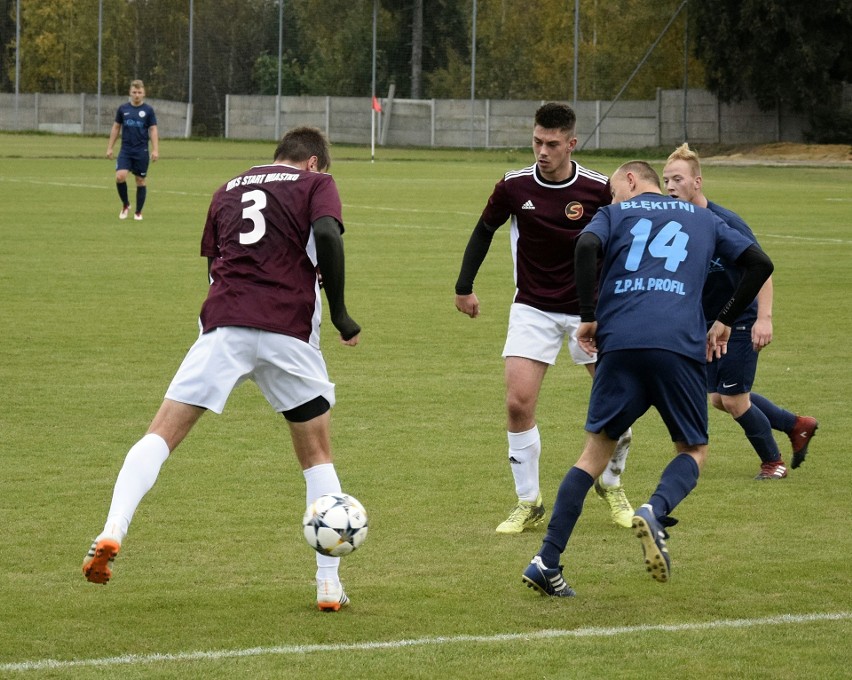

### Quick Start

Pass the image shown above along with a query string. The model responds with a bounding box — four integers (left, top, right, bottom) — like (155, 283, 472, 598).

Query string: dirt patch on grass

(702, 142, 851, 166)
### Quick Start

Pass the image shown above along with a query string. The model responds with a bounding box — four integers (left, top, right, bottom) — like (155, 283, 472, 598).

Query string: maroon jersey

(481, 161, 610, 314)
(199, 163, 343, 344)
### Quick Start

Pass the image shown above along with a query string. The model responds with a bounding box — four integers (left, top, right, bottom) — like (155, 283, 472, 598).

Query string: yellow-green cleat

(594, 479, 634, 528)
(496, 494, 546, 534)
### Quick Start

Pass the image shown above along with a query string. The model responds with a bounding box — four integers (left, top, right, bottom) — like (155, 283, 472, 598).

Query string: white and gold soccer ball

(302, 492, 368, 557)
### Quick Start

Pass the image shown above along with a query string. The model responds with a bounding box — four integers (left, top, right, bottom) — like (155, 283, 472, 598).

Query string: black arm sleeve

(455, 218, 498, 295)
(574, 232, 603, 322)
(716, 245, 774, 325)
(313, 215, 361, 341)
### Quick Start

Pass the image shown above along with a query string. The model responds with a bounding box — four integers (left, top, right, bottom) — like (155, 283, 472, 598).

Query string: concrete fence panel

(0, 90, 823, 148)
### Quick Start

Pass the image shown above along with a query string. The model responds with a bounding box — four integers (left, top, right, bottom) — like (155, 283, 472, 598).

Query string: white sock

(601, 427, 632, 488)
(303, 463, 342, 582)
(508, 426, 541, 501)
(101, 433, 170, 544)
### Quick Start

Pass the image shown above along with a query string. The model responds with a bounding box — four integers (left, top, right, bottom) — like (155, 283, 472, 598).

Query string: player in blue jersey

(521, 161, 773, 596)
(106, 80, 159, 221)
(663, 144, 817, 479)
(455, 102, 635, 533)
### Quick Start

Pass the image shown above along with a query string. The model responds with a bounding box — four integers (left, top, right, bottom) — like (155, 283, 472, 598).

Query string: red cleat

(788, 416, 818, 469)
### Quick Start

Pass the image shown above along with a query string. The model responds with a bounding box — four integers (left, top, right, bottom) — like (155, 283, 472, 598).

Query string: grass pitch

(0, 133, 850, 678)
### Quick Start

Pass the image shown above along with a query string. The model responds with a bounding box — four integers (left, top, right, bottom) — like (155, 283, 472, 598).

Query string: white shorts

(502, 303, 596, 366)
(165, 326, 335, 414)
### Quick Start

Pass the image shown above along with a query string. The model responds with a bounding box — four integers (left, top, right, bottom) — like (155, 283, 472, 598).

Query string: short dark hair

(618, 160, 661, 189)
(534, 102, 576, 134)
(274, 126, 331, 171)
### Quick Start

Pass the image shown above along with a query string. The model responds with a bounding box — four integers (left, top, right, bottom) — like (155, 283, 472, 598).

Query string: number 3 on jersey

(624, 218, 689, 273)
(240, 189, 267, 245)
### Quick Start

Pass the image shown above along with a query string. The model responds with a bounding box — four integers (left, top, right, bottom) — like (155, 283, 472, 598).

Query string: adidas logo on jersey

(522, 200, 535, 210)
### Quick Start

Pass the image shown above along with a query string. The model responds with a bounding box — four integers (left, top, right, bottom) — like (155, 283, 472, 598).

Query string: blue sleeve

(582, 205, 612, 247)
(147, 105, 158, 126)
(708, 202, 758, 245)
(713, 216, 753, 262)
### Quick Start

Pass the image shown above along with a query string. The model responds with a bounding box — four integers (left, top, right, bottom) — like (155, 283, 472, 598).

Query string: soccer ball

(302, 492, 368, 557)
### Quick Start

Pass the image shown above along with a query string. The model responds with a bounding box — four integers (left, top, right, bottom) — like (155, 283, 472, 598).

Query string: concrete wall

(0, 89, 813, 148)
(659, 88, 808, 145)
(0, 93, 190, 137)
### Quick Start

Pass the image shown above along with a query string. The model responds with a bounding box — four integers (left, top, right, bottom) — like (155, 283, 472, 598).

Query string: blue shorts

(116, 149, 150, 177)
(706, 324, 757, 395)
(586, 349, 708, 446)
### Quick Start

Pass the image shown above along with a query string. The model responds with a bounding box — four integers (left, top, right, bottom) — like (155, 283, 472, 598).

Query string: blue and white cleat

(522, 555, 576, 597)
(632, 504, 671, 583)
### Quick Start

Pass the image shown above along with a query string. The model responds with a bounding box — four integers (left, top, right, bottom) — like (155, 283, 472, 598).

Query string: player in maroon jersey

(454, 103, 634, 533)
(84, 127, 361, 612)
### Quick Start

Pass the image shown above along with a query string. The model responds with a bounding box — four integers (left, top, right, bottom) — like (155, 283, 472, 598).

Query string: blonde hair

(130, 79, 145, 90)
(666, 142, 701, 177)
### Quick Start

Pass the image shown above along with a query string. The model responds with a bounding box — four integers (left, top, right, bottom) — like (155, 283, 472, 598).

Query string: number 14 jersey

(583, 192, 754, 362)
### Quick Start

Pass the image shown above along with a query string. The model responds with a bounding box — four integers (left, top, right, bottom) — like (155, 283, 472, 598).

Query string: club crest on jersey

(565, 201, 584, 220)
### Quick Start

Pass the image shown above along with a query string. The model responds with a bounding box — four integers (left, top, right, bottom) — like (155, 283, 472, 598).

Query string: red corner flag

(372, 95, 382, 113)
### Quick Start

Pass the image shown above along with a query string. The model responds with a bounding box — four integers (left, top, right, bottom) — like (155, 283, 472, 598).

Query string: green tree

(694, 0, 852, 141)
(1, 0, 16, 91)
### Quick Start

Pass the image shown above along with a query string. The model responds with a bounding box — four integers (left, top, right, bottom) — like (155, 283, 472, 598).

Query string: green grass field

(0, 133, 850, 678)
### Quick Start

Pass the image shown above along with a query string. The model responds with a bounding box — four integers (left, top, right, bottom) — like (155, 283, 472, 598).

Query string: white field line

(757, 233, 852, 245)
(0, 176, 205, 197)
(0, 177, 480, 217)
(1, 176, 847, 238)
(1, 611, 849, 673)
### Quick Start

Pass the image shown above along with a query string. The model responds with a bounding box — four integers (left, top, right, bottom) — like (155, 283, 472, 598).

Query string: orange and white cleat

(82, 538, 121, 584)
(316, 579, 349, 612)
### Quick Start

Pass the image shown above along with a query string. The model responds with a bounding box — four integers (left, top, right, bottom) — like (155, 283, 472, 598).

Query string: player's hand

(106, 149, 113, 159)
(455, 293, 480, 318)
(335, 315, 361, 346)
(751, 318, 772, 351)
(151, 150, 159, 162)
(706, 321, 731, 361)
(577, 321, 598, 355)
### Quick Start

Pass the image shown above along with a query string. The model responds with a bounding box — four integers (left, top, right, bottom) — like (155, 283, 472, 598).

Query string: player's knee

(282, 396, 330, 423)
(505, 393, 535, 424)
(719, 393, 749, 418)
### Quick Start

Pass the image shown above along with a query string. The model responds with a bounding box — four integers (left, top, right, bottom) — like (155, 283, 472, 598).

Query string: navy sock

(735, 405, 781, 462)
(648, 453, 699, 521)
(116, 182, 129, 206)
(749, 393, 797, 433)
(539, 466, 593, 567)
(136, 186, 147, 214)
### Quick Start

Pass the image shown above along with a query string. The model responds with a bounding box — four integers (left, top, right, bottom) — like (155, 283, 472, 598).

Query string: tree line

(1, 0, 849, 141)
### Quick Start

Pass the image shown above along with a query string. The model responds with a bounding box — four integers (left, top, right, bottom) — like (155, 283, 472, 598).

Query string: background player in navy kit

(106, 79, 159, 221)
(84, 127, 361, 612)
(663, 144, 817, 479)
(522, 161, 773, 596)
(454, 102, 635, 533)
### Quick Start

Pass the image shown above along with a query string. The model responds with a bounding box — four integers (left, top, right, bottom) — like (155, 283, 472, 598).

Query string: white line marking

(1, 611, 848, 673)
(0, 176, 206, 197)
(759, 233, 852, 245)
